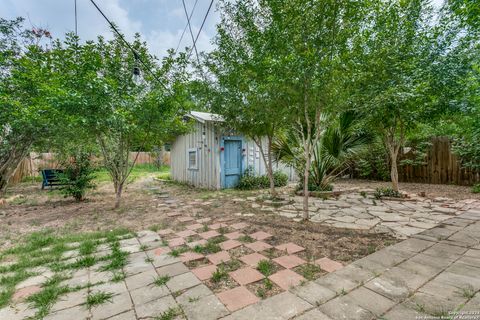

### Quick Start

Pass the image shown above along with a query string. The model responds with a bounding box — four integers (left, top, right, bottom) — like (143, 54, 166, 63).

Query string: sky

(0, 0, 220, 59)
(1, 0, 445, 59)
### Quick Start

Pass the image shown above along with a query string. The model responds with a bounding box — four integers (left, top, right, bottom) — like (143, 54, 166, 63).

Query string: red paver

(180, 252, 204, 263)
(167, 212, 182, 217)
(176, 230, 197, 238)
(225, 231, 245, 240)
(230, 222, 249, 230)
(12, 285, 41, 301)
(158, 229, 174, 235)
(187, 239, 207, 249)
(178, 216, 194, 222)
(217, 286, 259, 312)
(196, 218, 211, 223)
(191, 264, 217, 281)
(207, 251, 231, 265)
(245, 241, 272, 252)
(269, 269, 305, 290)
(315, 257, 344, 273)
(168, 237, 185, 247)
(210, 223, 229, 230)
(153, 247, 171, 256)
(250, 231, 273, 241)
(199, 230, 221, 239)
(273, 255, 306, 269)
(275, 243, 305, 255)
(240, 253, 269, 267)
(220, 240, 242, 251)
(229, 267, 264, 285)
(186, 223, 203, 231)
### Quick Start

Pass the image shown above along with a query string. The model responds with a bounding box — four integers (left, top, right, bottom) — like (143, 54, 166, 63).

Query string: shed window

(188, 148, 198, 170)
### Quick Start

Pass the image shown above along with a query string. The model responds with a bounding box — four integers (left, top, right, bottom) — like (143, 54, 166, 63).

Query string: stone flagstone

(217, 286, 260, 312)
(315, 257, 344, 273)
(269, 269, 305, 290)
(229, 267, 264, 285)
(273, 255, 306, 269)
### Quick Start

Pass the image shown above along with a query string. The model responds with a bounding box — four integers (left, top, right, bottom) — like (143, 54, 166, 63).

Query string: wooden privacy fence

(9, 151, 171, 185)
(399, 136, 480, 186)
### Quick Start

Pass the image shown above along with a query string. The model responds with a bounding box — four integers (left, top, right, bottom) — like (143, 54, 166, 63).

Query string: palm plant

(272, 111, 372, 191)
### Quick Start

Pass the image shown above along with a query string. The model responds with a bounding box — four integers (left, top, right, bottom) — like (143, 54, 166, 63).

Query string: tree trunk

(255, 137, 277, 198)
(266, 136, 277, 198)
(114, 182, 124, 209)
(0, 147, 31, 196)
(390, 148, 399, 192)
(302, 142, 311, 220)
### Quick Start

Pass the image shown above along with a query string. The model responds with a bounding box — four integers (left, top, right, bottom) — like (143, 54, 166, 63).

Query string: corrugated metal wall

(171, 122, 297, 189)
(171, 121, 221, 189)
(243, 137, 297, 182)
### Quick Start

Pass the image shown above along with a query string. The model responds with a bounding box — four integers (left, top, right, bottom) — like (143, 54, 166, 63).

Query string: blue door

(223, 139, 242, 188)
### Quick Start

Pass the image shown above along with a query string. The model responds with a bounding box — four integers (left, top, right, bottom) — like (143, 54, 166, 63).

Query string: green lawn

(94, 164, 170, 183)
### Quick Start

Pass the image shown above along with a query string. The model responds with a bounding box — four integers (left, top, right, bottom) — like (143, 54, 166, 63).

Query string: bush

(373, 187, 402, 199)
(237, 167, 288, 190)
(472, 184, 480, 194)
(57, 152, 96, 201)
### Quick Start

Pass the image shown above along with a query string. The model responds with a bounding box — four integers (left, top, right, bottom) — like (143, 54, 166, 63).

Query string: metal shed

(170, 111, 295, 189)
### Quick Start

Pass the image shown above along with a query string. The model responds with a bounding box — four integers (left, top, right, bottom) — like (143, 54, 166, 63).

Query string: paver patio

(1, 204, 479, 319)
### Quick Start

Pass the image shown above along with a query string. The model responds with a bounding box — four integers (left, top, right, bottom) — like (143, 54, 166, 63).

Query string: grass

(460, 286, 475, 299)
(155, 307, 181, 320)
(154, 275, 171, 286)
(257, 259, 275, 276)
(211, 266, 228, 283)
(168, 247, 189, 257)
(192, 240, 222, 255)
(111, 271, 126, 282)
(94, 164, 170, 184)
(238, 235, 254, 243)
(0, 228, 132, 310)
(296, 263, 322, 280)
(86, 291, 114, 307)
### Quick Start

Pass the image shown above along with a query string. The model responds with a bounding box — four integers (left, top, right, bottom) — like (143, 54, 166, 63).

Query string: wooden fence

(9, 151, 170, 185)
(399, 136, 480, 186)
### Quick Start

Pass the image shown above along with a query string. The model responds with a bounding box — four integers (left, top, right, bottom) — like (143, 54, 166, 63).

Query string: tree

(0, 18, 57, 195)
(355, 0, 436, 192)
(206, 0, 289, 197)
(276, 0, 366, 219)
(273, 111, 372, 191)
(50, 33, 190, 208)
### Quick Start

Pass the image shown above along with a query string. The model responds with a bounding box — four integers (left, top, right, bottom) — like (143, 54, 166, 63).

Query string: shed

(170, 111, 295, 189)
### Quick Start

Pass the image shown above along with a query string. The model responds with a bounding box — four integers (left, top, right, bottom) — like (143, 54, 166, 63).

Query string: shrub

(237, 167, 288, 190)
(57, 152, 96, 201)
(472, 184, 480, 194)
(373, 187, 402, 199)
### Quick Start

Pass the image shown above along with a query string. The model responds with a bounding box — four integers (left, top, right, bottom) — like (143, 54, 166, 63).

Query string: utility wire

(175, 0, 198, 54)
(187, 0, 214, 60)
(182, 0, 200, 64)
(88, 0, 166, 89)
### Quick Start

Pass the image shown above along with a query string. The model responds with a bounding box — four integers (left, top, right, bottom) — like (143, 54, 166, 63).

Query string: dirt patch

(1, 175, 397, 262)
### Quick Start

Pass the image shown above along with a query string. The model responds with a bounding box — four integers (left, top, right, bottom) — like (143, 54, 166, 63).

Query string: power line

(88, 0, 166, 89)
(187, 0, 214, 60)
(182, 0, 200, 64)
(175, 0, 198, 54)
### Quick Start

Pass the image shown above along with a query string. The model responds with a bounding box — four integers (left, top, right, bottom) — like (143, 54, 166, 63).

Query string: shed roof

(187, 111, 224, 123)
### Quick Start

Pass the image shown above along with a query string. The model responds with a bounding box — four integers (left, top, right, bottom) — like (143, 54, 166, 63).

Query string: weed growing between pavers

(238, 235, 254, 243)
(155, 306, 183, 320)
(111, 271, 126, 282)
(257, 260, 275, 276)
(86, 291, 114, 307)
(192, 240, 222, 255)
(168, 246, 189, 257)
(154, 275, 171, 286)
(0, 228, 132, 313)
(294, 263, 323, 281)
(211, 266, 228, 283)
